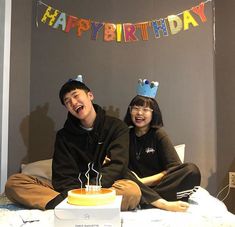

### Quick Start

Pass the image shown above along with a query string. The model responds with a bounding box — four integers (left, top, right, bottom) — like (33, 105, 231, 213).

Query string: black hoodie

(51, 104, 129, 199)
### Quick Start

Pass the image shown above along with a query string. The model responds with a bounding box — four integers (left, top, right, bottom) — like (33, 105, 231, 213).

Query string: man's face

(63, 89, 94, 120)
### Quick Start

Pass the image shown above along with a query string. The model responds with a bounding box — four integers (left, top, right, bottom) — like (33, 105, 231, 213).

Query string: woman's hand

(131, 170, 167, 186)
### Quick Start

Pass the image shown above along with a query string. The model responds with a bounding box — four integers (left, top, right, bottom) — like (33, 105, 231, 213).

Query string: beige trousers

(5, 173, 141, 211)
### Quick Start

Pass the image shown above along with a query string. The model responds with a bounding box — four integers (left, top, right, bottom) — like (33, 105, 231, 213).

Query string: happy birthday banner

(37, 0, 212, 43)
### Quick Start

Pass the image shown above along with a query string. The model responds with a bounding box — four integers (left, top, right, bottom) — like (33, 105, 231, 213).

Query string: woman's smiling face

(130, 105, 153, 130)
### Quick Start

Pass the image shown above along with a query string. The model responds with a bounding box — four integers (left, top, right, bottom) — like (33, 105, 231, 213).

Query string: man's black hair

(59, 80, 91, 105)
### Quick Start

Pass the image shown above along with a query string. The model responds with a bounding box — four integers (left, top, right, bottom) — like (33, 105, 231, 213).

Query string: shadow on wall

(20, 103, 56, 163)
(103, 105, 120, 119)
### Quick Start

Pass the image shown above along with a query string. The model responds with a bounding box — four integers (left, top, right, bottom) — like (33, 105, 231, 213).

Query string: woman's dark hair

(124, 95, 163, 128)
(59, 80, 91, 105)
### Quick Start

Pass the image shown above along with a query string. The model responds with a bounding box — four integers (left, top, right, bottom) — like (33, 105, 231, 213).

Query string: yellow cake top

(67, 188, 116, 206)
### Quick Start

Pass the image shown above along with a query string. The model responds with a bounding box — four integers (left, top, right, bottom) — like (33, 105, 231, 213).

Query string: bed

(1, 186, 235, 227)
(1, 147, 235, 227)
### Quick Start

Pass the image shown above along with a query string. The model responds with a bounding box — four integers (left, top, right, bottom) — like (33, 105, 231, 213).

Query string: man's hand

(102, 156, 111, 165)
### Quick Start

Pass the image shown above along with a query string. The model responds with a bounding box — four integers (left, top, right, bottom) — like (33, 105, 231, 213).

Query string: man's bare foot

(151, 198, 189, 212)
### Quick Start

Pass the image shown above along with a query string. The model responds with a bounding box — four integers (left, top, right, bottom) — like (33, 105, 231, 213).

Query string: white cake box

(54, 196, 122, 227)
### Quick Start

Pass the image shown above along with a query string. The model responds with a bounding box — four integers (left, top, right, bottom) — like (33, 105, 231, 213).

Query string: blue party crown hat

(136, 78, 159, 98)
(74, 75, 83, 82)
(67, 75, 83, 83)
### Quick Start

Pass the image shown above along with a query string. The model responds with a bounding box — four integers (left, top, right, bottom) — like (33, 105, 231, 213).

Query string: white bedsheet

(121, 187, 235, 227)
(0, 187, 235, 227)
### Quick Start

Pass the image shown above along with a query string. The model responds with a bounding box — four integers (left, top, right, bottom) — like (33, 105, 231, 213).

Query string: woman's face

(130, 105, 153, 129)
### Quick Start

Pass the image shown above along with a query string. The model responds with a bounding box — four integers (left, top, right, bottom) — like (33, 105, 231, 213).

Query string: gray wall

(9, 0, 235, 211)
(0, 1, 5, 152)
(0, 0, 6, 191)
(8, 0, 31, 174)
(0, 0, 11, 193)
(215, 0, 235, 214)
(30, 0, 216, 189)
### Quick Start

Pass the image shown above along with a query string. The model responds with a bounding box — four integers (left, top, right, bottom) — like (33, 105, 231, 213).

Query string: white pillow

(21, 159, 52, 181)
(20, 144, 185, 181)
(174, 144, 185, 162)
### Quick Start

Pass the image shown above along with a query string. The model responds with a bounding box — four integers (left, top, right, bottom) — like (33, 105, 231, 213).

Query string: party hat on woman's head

(136, 78, 159, 98)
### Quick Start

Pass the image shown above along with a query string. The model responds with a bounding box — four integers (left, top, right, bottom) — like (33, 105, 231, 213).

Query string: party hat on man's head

(136, 78, 159, 98)
(67, 75, 83, 83)
(75, 75, 83, 82)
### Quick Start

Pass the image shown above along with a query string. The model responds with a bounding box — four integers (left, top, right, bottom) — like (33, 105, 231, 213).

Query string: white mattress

(0, 187, 235, 227)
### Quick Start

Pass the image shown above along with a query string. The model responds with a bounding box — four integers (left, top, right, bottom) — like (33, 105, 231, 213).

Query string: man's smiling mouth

(75, 105, 83, 113)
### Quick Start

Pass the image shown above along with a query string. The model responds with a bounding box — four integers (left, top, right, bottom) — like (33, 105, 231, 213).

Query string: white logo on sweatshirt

(144, 147, 155, 154)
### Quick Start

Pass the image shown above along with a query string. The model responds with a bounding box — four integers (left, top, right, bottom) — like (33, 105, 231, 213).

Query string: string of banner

(37, 0, 212, 43)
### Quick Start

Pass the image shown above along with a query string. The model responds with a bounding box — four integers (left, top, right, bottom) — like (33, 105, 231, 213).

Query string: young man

(5, 76, 141, 210)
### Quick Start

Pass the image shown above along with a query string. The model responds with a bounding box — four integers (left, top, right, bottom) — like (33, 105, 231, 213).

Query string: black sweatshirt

(49, 104, 129, 207)
(129, 127, 182, 177)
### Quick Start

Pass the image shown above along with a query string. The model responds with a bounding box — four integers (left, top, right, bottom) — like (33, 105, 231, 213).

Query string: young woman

(124, 80, 201, 212)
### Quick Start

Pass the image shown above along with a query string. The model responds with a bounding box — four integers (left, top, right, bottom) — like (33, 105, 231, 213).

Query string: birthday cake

(67, 187, 116, 206)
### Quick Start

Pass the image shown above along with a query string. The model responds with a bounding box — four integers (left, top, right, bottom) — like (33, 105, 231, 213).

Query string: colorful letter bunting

(37, 0, 212, 43)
